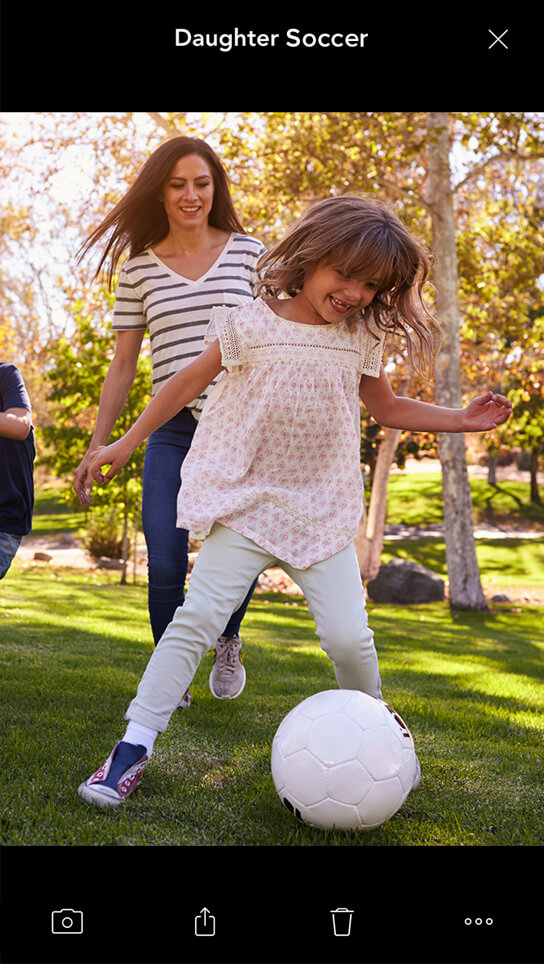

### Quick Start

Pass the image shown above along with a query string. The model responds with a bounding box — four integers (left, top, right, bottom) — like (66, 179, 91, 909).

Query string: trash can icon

(330, 907, 354, 937)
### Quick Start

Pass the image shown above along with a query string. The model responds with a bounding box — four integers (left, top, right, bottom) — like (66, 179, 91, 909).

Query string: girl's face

(299, 263, 378, 325)
(160, 154, 215, 230)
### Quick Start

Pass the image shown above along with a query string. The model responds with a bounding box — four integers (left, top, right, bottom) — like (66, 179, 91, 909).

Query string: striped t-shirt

(112, 232, 266, 416)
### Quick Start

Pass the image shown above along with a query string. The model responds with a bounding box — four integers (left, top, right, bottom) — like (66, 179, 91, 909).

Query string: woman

(74, 136, 264, 705)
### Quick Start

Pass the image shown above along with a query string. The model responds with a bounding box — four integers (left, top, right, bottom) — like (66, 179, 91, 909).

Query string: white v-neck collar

(148, 233, 234, 286)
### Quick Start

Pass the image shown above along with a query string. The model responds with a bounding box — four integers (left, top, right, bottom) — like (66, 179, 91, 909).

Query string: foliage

(360, 413, 437, 488)
(4, 111, 543, 445)
(83, 508, 124, 560)
(3, 110, 544, 585)
(39, 306, 151, 574)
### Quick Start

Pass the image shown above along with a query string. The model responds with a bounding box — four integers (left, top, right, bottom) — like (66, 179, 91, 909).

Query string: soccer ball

(271, 689, 417, 831)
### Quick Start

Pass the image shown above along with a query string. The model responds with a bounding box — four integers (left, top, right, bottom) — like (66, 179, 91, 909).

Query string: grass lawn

(381, 538, 544, 598)
(2, 478, 542, 848)
(28, 482, 88, 538)
(2, 564, 543, 847)
(383, 472, 544, 599)
(386, 472, 544, 530)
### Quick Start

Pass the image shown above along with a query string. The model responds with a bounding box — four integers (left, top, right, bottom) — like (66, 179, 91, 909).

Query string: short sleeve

(112, 264, 146, 331)
(205, 306, 245, 371)
(359, 317, 387, 377)
(249, 241, 266, 296)
(0, 364, 31, 412)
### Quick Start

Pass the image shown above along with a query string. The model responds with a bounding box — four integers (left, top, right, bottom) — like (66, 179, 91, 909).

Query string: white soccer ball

(271, 689, 417, 831)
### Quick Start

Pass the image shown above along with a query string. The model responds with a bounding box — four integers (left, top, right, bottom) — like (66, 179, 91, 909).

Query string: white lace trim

(359, 317, 387, 377)
(206, 307, 244, 370)
(206, 302, 386, 377)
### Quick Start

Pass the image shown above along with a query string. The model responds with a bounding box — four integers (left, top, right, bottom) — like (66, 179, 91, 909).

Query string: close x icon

(488, 27, 509, 49)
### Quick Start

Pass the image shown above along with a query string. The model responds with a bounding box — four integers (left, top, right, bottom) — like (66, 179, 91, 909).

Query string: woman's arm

(89, 339, 224, 484)
(74, 329, 145, 503)
(359, 368, 512, 433)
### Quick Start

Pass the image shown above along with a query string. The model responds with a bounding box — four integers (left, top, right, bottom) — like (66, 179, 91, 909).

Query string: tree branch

(146, 112, 184, 136)
(374, 177, 434, 215)
(453, 149, 544, 193)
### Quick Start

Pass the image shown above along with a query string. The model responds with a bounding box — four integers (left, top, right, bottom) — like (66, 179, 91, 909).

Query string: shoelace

(215, 640, 239, 675)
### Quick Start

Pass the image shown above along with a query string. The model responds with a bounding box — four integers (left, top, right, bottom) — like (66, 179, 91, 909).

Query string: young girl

(78, 195, 512, 808)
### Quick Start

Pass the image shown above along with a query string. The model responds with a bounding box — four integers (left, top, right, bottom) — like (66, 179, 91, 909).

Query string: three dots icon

(464, 917, 494, 926)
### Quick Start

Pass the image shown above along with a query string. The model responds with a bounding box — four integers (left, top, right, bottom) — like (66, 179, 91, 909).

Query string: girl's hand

(462, 392, 513, 432)
(89, 440, 133, 484)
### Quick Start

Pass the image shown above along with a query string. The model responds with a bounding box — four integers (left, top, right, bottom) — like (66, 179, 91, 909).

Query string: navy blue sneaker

(78, 741, 148, 808)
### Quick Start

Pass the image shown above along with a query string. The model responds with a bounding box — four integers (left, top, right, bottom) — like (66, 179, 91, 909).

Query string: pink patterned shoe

(78, 741, 148, 808)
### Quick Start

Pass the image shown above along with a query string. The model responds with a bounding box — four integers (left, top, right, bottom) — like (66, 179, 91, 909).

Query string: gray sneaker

(209, 634, 246, 700)
(178, 689, 192, 710)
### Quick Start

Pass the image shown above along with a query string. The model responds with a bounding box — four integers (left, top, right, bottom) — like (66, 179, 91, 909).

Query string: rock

(490, 593, 511, 603)
(33, 551, 53, 562)
(366, 558, 445, 604)
(96, 557, 124, 570)
(58, 533, 76, 546)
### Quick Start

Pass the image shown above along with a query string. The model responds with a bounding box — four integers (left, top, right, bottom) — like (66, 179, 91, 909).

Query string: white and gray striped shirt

(112, 232, 266, 416)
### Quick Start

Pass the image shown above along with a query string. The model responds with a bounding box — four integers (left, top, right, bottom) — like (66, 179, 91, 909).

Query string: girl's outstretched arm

(89, 340, 224, 484)
(359, 369, 512, 433)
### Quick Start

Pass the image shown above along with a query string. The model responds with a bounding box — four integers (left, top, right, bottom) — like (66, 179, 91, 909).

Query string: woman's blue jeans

(141, 407, 256, 646)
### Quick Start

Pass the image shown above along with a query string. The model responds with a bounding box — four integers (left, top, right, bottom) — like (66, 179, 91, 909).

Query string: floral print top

(177, 298, 386, 568)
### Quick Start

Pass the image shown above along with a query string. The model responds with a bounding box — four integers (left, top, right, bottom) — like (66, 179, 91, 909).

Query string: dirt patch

(16, 535, 304, 595)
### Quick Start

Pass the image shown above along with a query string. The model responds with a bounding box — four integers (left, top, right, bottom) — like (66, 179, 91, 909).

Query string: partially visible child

(0, 363, 35, 579)
(78, 196, 512, 807)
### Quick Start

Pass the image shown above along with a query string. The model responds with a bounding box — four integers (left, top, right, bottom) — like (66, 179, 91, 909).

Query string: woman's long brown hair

(77, 136, 246, 289)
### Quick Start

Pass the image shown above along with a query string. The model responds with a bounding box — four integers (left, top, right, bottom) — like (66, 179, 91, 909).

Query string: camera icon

(51, 909, 84, 935)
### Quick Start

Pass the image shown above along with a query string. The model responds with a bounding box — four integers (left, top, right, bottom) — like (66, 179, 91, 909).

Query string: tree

(40, 308, 151, 583)
(426, 112, 488, 609)
(502, 325, 544, 505)
(355, 426, 401, 582)
(3, 111, 543, 603)
(216, 110, 544, 608)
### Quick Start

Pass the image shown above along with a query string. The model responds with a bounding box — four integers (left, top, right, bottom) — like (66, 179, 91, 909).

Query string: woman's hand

(74, 450, 99, 504)
(462, 392, 513, 432)
(89, 440, 134, 485)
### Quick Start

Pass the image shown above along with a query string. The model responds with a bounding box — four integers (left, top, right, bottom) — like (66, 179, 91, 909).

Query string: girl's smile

(293, 264, 378, 325)
(329, 294, 359, 315)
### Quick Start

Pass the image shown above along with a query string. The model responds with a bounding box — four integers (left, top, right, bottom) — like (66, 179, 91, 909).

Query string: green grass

(2, 479, 542, 847)
(1, 565, 543, 847)
(30, 482, 87, 538)
(386, 472, 544, 529)
(381, 539, 544, 593)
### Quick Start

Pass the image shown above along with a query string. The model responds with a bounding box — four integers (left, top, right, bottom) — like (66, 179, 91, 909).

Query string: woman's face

(160, 154, 215, 230)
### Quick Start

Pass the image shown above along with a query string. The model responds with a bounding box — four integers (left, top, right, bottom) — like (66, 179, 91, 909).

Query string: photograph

(0, 12, 542, 964)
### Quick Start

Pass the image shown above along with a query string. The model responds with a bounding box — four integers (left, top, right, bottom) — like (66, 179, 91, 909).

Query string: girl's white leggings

(126, 523, 382, 732)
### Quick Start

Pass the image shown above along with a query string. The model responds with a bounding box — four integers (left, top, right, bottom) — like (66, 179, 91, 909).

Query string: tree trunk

(530, 448, 542, 504)
(426, 112, 488, 610)
(120, 501, 129, 586)
(487, 455, 497, 485)
(355, 427, 401, 582)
